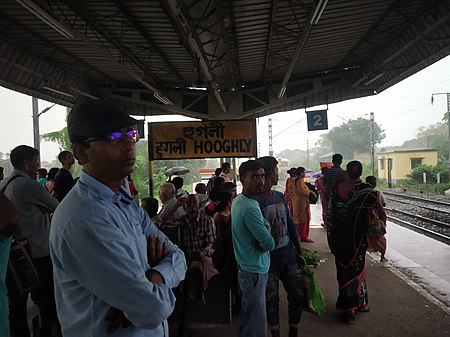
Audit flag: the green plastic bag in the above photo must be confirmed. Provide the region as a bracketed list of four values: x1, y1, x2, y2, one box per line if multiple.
[300, 256, 326, 316]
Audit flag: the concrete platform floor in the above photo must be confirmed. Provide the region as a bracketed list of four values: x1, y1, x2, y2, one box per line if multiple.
[189, 202, 450, 337]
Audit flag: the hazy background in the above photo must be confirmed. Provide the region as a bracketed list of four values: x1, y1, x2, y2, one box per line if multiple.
[0, 54, 449, 162]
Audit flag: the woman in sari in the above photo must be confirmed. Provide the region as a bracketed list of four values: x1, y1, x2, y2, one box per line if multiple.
[365, 176, 388, 262]
[290, 167, 315, 242]
[328, 161, 386, 322]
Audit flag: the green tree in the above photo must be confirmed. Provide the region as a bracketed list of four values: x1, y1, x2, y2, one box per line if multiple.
[319, 118, 385, 159]
[41, 123, 82, 177]
[131, 140, 151, 197]
[0, 152, 13, 177]
[406, 164, 449, 184]
[150, 158, 206, 196]
[415, 122, 449, 162]
[41, 108, 72, 151]
[275, 149, 308, 168]
[314, 136, 333, 153]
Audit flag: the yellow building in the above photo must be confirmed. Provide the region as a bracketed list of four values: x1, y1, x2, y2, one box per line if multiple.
[377, 149, 438, 182]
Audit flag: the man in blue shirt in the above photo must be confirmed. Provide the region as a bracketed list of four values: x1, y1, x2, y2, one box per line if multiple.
[50, 100, 187, 337]
[232, 160, 275, 337]
[256, 156, 304, 337]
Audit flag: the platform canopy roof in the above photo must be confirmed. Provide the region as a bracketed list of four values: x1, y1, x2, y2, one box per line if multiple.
[1, 0, 449, 120]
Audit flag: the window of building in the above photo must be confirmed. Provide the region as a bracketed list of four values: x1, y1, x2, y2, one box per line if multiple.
[379, 159, 385, 170]
[410, 158, 423, 170]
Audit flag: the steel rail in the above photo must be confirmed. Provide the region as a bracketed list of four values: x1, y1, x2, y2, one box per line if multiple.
[387, 215, 450, 245]
[385, 207, 450, 228]
[385, 197, 450, 216]
[383, 191, 450, 207]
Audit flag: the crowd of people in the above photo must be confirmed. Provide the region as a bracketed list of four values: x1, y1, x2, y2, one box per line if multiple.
[0, 99, 388, 337]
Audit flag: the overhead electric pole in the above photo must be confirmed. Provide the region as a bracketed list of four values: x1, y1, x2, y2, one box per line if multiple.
[370, 112, 375, 175]
[307, 139, 310, 168]
[32, 97, 40, 157]
[32, 97, 56, 164]
[431, 93, 450, 169]
[269, 118, 273, 156]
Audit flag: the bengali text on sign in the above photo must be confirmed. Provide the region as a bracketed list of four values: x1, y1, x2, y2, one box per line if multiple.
[148, 120, 257, 160]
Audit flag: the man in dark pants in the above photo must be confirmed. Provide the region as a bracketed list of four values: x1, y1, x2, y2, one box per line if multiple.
[231, 160, 275, 337]
[0, 145, 59, 337]
[323, 153, 344, 250]
[323, 153, 344, 224]
[256, 156, 304, 337]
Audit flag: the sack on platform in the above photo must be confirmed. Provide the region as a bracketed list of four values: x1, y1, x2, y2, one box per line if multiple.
[368, 209, 386, 236]
[7, 237, 39, 296]
[299, 256, 326, 316]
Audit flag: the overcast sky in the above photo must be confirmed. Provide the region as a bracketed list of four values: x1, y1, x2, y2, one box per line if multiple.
[1, 55, 449, 162]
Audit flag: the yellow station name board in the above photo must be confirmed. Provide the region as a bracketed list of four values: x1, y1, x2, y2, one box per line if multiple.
[148, 120, 257, 160]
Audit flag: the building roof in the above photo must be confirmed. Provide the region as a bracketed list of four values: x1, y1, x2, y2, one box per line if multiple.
[378, 148, 438, 155]
[1, 0, 449, 119]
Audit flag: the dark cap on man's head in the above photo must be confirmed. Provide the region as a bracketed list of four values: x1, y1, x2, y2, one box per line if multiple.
[68, 100, 138, 143]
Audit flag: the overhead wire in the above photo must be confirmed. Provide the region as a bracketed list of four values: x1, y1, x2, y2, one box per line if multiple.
[273, 119, 304, 138]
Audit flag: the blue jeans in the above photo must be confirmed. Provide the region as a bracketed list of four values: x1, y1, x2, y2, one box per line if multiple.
[266, 262, 304, 330]
[238, 269, 268, 337]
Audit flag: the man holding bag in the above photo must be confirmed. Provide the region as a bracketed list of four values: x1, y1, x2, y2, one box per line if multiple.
[0, 145, 60, 337]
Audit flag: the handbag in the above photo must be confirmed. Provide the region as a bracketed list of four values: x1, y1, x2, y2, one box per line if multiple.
[368, 209, 386, 236]
[305, 182, 318, 204]
[7, 236, 39, 296]
[299, 256, 326, 316]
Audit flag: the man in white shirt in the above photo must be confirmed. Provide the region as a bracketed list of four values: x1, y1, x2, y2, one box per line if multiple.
[154, 182, 187, 225]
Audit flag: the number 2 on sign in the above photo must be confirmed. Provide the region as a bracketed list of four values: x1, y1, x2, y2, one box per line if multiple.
[313, 115, 322, 126]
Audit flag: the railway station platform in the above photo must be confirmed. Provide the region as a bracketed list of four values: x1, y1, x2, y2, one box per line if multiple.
[189, 202, 450, 337]
[25, 203, 450, 336]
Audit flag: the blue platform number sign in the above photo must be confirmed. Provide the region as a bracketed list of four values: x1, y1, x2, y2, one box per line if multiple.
[306, 109, 328, 131]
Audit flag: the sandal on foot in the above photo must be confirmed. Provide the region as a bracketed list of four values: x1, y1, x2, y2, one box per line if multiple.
[338, 311, 355, 322]
[357, 306, 371, 313]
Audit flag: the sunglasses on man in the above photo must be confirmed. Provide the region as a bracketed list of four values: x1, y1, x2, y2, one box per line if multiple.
[83, 128, 140, 144]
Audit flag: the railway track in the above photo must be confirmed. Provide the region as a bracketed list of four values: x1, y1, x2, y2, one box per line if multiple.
[385, 208, 450, 245]
[383, 190, 450, 207]
[383, 191, 450, 245]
